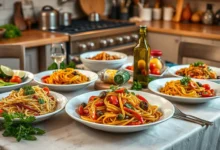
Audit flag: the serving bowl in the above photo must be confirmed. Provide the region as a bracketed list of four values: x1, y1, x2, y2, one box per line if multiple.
[148, 77, 220, 104]
[0, 70, 34, 93]
[80, 51, 127, 72]
[0, 91, 67, 122]
[65, 90, 174, 133]
[34, 69, 98, 92]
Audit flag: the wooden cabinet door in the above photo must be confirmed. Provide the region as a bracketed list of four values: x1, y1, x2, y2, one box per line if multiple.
[148, 32, 181, 63]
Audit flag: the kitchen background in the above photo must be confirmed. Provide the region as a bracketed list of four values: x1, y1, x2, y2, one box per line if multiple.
[0, 0, 219, 25]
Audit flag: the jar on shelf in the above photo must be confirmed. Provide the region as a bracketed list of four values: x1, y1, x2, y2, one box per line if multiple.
[149, 50, 165, 75]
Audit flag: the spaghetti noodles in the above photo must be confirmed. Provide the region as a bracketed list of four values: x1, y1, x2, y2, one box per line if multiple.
[77, 88, 162, 126]
[42, 68, 89, 84]
[0, 86, 57, 116]
[160, 77, 215, 97]
[175, 62, 217, 79]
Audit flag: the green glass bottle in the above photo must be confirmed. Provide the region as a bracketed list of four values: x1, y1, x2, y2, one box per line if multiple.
[133, 26, 151, 88]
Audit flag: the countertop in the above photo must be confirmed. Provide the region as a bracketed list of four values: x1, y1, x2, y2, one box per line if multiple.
[0, 30, 69, 48]
[136, 20, 220, 40]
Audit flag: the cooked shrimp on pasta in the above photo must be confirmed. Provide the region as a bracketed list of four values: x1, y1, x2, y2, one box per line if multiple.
[160, 77, 215, 98]
[175, 62, 217, 79]
[0, 86, 57, 117]
[77, 87, 162, 126]
[42, 68, 89, 84]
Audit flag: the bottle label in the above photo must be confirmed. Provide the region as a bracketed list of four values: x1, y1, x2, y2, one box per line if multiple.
[103, 69, 118, 84]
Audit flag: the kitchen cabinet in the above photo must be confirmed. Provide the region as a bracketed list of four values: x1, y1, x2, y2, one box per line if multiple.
[148, 32, 181, 63]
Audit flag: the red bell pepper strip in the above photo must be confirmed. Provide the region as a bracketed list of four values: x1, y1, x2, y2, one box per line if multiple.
[95, 102, 105, 107]
[123, 107, 144, 124]
[108, 95, 119, 106]
[136, 95, 148, 103]
[17, 104, 39, 113]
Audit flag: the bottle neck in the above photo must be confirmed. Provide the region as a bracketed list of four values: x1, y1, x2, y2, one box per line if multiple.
[138, 31, 147, 46]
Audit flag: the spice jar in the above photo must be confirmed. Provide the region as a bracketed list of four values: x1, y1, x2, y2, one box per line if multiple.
[98, 69, 130, 85]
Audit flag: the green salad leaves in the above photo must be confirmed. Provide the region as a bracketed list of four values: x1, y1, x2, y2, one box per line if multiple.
[48, 61, 76, 70]
[0, 24, 21, 39]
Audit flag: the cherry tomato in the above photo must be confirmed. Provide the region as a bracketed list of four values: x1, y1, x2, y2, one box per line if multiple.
[115, 88, 125, 93]
[78, 105, 84, 115]
[141, 69, 147, 76]
[126, 66, 134, 71]
[83, 109, 89, 114]
[0, 109, 3, 115]
[10, 76, 22, 83]
[150, 63, 156, 70]
[202, 84, 211, 90]
[89, 96, 97, 102]
[151, 68, 160, 75]
[108, 95, 119, 105]
[43, 87, 50, 94]
[201, 91, 213, 97]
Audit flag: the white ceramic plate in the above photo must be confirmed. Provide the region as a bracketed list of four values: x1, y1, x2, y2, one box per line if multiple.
[0, 91, 67, 122]
[65, 90, 174, 133]
[0, 70, 34, 93]
[169, 65, 220, 83]
[80, 51, 127, 72]
[34, 69, 98, 92]
[148, 77, 220, 104]
[121, 63, 168, 78]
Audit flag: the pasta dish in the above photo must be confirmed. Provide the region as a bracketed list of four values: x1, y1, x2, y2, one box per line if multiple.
[0, 86, 57, 116]
[160, 77, 215, 97]
[77, 87, 162, 125]
[87, 52, 121, 60]
[42, 68, 89, 84]
[175, 62, 217, 79]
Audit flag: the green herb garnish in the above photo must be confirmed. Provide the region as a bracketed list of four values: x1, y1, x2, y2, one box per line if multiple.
[180, 77, 191, 86]
[192, 61, 204, 67]
[48, 61, 76, 70]
[117, 114, 124, 120]
[38, 99, 45, 104]
[131, 81, 142, 90]
[124, 103, 134, 109]
[0, 113, 45, 142]
[22, 86, 35, 95]
[110, 85, 119, 92]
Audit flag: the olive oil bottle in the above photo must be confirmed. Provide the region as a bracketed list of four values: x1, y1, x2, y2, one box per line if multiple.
[133, 26, 151, 88]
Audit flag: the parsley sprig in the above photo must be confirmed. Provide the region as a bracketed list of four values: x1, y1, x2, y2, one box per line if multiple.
[180, 77, 191, 86]
[192, 61, 204, 67]
[0, 113, 45, 142]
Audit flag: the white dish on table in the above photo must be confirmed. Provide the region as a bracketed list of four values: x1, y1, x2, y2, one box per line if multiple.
[169, 65, 220, 83]
[34, 69, 98, 92]
[148, 77, 220, 104]
[65, 90, 174, 133]
[121, 62, 168, 77]
[0, 91, 67, 122]
[0, 70, 34, 93]
[80, 51, 127, 72]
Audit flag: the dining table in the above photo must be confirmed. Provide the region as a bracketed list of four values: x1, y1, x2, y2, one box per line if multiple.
[1, 57, 220, 150]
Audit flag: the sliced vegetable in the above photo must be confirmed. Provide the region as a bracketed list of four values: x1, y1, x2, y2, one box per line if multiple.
[10, 76, 22, 83]
[95, 102, 105, 107]
[124, 107, 144, 124]
[108, 95, 119, 106]
[13, 71, 26, 79]
[136, 95, 148, 103]
[128, 121, 141, 125]
[0, 65, 14, 77]
[115, 88, 125, 93]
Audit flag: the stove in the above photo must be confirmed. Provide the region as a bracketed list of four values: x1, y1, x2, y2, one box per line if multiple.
[52, 19, 139, 63]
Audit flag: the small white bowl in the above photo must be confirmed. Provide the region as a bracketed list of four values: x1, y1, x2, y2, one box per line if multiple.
[0, 70, 34, 93]
[65, 90, 174, 133]
[80, 51, 127, 72]
[148, 77, 220, 104]
[0, 91, 67, 123]
[34, 69, 98, 92]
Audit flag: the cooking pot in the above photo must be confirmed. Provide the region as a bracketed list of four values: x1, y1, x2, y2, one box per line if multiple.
[60, 12, 72, 26]
[39, 5, 59, 30]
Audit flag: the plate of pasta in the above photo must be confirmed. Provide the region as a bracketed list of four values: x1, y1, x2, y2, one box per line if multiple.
[0, 85, 67, 122]
[168, 62, 220, 83]
[65, 87, 174, 132]
[34, 68, 98, 91]
[148, 77, 220, 103]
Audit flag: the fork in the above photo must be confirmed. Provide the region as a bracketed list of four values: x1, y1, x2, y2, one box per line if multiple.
[174, 105, 213, 126]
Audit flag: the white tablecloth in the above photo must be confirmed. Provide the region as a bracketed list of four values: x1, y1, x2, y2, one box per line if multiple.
[1, 57, 220, 150]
